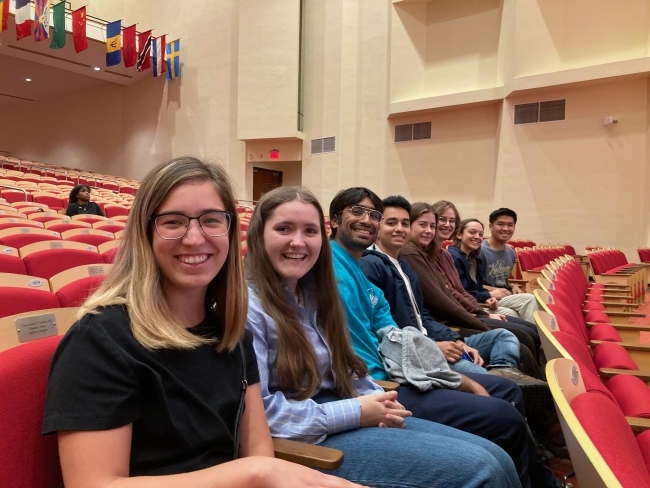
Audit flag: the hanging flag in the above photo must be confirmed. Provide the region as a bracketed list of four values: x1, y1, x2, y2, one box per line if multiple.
[34, 0, 50, 41]
[137, 30, 152, 71]
[166, 39, 181, 80]
[106, 20, 122, 67]
[50, 1, 65, 49]
[72, 7, 88, 53]
[1, 0, 9, 33]
[15, 0, 32, 40]
[122, 24, 137, 68]
[152, 35, 166, 77]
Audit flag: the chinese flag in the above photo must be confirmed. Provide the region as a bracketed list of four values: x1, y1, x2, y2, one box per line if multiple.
[123, 24, 137, 67]
[72, 7, 88, 53]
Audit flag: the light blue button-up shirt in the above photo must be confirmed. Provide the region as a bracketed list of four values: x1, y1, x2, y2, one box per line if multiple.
[246, 278, 383, 444]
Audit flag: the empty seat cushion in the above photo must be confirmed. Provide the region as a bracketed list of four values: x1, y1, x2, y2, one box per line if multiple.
[584, 310, 611, 323]
[606, 374, 650, 418]
[636, 430, 650, 476]
[55, 276, 105, 307]
[0, 287, 60, 318]
[23, 249, 105, 280]
[571, 392, 650, 487]
[584, 300, 606, 311]
[0, 254, 27, 274]
[581, 368, 620, 408]
[552, 330, 600, 377]
[592, 342, 638, 371]
[588, 323, 622, 342]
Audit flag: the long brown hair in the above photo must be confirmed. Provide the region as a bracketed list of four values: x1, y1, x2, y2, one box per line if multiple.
[409, 202, 439, 263]
[81, 157, 247, 352]
[246, 186, 368, 400]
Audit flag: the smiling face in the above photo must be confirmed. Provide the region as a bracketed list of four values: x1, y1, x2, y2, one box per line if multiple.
[377, 206, 410, 258]
[152, 180, 230, 302]
[489, 215, 516, 244]
[436, 206, 458, 241]
[263, 199, 322, 290]
[410, 211, 437, 248]
[458, 221, 484, 253]
[332, 196, 379, 258]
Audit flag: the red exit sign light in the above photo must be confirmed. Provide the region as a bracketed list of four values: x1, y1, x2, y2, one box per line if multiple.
[269, 149, 280, 160]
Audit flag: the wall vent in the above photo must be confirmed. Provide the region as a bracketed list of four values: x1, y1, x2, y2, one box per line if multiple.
[394, 122, 431, 143]
[310, 136, 336, 155]
[514, 99, 565, 125]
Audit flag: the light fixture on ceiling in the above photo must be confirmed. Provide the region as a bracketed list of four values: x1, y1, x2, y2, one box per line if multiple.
[94, 67, 100, 71]
[25, 78, 31, 82]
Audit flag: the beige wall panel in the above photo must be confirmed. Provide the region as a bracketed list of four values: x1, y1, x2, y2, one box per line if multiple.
[390, 2, 427, 102]
[385, 104, 499, 220]
[515, 0, 650, 77]
[301, 0, 389, 209]
[237, 0, 301, 140]
[495, 79, 648, 258]
[423, 0, 501, 96]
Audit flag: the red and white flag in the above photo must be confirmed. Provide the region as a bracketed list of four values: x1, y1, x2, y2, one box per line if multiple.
[15, 0, 32, 40]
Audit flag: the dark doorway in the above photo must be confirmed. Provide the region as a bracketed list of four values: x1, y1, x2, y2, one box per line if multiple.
[253, 167, 283, 201]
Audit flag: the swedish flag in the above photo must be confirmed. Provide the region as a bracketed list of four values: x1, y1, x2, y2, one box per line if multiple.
[166, 39, 181, 80]
[106, 21, 122, 67]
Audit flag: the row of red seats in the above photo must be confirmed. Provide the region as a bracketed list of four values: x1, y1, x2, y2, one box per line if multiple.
[517, 246, 576, 273]
[535, 261, 650, 485]
[638, 247, 650, 263]
[587, 249, 646, 304]
[0, 191, 131, 217]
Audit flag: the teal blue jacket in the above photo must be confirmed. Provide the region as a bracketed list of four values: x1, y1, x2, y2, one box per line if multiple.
[331, 241, 397, 380]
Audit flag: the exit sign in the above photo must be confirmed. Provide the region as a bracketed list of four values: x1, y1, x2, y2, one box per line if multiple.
[269, 149, 280, 160]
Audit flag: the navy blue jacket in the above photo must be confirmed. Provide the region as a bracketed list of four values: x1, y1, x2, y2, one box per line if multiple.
[360, 246, 461, 342]
[447, 245, 492, 303]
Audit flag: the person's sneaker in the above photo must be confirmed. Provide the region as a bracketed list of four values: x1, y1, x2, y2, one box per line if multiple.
[488, 367, 554, 417]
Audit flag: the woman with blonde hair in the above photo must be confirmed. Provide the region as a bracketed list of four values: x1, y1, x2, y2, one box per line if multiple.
[43, 157, 360, 488]
[245, 185, 522, 488]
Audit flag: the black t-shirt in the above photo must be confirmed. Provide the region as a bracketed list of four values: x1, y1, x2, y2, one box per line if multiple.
[42, 305, 259, 476]
[65, 201, 105, 217]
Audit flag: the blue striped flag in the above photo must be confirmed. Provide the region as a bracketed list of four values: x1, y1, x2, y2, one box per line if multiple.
[106, 21, 122, 67]
[152, 35, 166, 77]
[166, 39, 181, 80]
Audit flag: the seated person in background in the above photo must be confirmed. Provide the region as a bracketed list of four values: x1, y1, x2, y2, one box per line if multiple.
[65, 184, 105, 217]
[245, 185, 520, 488]
[328, 186, 550, 488]
[361, 195, 520, 377]
[480, 207, 540, 324]
[42, 158, 354, 488]
[449, 218, 528, 317]
[400, 202, 543, 379]
[432, 201, 540, 359]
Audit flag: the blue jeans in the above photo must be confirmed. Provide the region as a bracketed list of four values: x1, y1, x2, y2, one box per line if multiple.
[451, 328, 519, 374]
[319, 416, 521, 488]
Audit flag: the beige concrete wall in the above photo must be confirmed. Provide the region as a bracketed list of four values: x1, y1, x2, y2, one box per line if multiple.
[237, 0, 301, 140]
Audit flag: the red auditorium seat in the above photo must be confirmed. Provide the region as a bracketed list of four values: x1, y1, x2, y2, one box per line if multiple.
[0, 336, 64, 488]
[0, 217, 42, 231]
[61, 228, 114, 247]
[0, 228, 61, 249]
[0, 247, 26, 274]
[0, 287, 60, 318]
[93, 222, 126, 234]
[98, 240, 120, 263]
[28, 212, 66, 224]
[104, 205, 130, 218]
[70, 214, 107, 225]
[53, 276, 105, 307]
[0, 190, 32, 203]
[44, 218, 92, 234]
[32, 193, 66, 212]
[20, 241, 104, 279]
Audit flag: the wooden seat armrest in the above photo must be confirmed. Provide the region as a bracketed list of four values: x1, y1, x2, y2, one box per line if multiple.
[376, 380, 400, 392]
[590, 284, 631, 290]
[584, 310, 646, 318]
[627, 417, 650, 434]
[590, 341, 650, 353]
[509, 279, 528, 286]
[272, 438, 344, 470]
[586, 322, 650, 333]
[599, 368, 650, 382]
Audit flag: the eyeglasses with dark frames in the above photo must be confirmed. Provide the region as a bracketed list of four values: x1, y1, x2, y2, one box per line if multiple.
[152, 210, 233, 240]
[348, 205, 383, 223]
